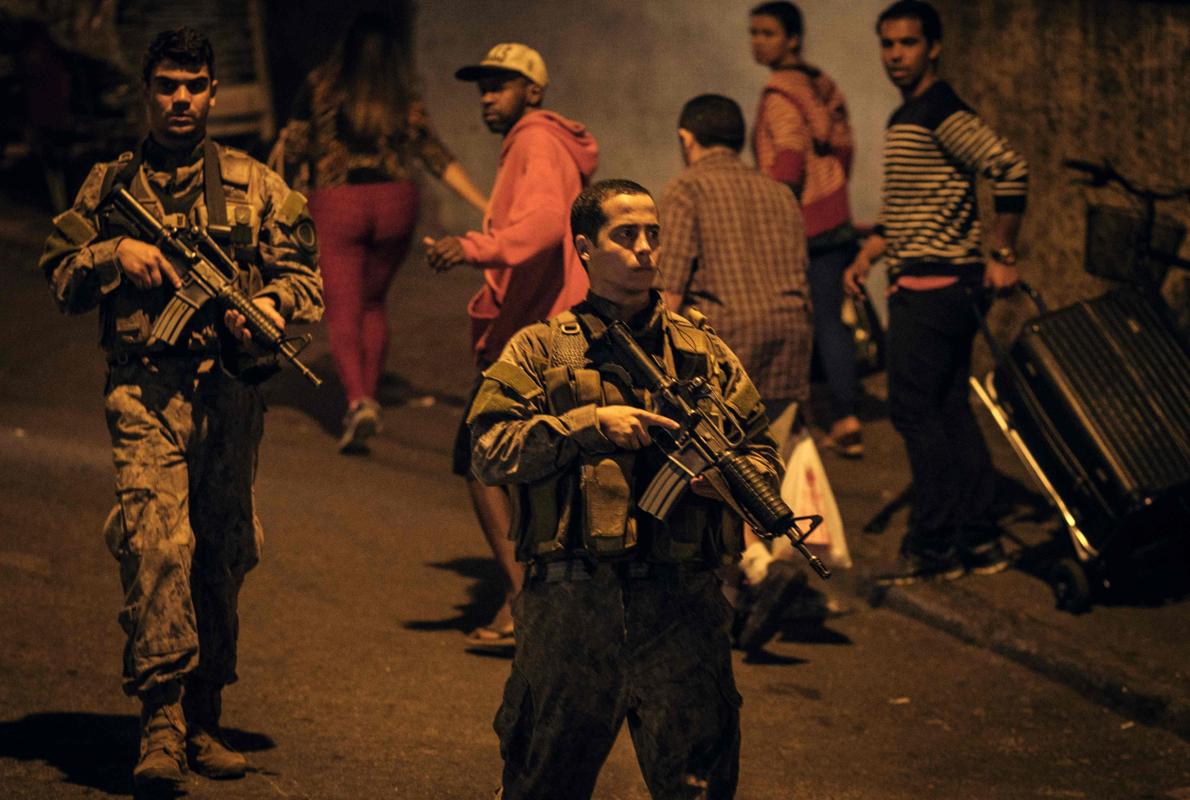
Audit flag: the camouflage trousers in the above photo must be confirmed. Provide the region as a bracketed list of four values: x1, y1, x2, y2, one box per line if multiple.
[103, 357, 264, 697]
[496, 565, 741, 799]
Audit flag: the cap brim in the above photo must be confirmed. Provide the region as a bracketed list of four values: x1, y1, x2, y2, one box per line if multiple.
[455, 64, 523, 82]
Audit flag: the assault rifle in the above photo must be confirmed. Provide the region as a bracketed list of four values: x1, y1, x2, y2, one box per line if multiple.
[104, 186, 321, 386]
[602, 320, 830, 579]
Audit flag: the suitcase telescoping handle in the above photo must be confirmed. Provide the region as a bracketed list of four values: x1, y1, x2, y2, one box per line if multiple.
[968, 281, 1047, 368]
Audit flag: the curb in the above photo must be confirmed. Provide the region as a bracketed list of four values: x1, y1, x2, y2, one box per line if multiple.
[872, 579, 1190, 742]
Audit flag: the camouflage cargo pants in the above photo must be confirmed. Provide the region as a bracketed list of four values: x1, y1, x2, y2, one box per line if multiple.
[495, 565, 741, 799]
[103, 358, 264, 696]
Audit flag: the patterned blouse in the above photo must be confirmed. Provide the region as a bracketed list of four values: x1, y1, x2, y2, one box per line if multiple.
[278, 68, 455, 193]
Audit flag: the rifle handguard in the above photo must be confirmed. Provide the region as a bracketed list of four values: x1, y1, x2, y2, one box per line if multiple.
[719, 453, 831, 579]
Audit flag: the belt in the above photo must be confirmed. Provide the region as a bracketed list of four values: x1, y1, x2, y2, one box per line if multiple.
[107, 349, 217, 367]
[528, 559, 713, 584]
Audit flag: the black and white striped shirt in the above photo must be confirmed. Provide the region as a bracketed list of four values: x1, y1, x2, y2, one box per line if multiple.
[875, 81, 1028, 279]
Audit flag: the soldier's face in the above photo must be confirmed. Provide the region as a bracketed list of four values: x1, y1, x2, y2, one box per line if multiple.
[577, 193, 661, 305]
[145, 60, 217, 146]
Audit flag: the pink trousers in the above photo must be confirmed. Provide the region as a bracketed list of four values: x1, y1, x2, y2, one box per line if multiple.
[307, 181, 419, 407]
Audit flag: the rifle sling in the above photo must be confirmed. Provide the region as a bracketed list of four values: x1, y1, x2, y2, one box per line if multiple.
[100, 138, 228, 235]
[202, 137, 229, 233]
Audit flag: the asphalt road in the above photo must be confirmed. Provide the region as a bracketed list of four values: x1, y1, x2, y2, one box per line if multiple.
[2, 227, 1188, 799]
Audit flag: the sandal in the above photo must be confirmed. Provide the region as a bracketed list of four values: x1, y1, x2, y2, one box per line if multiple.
[464, 623, 515, 650]
[822, 429, 864, 458]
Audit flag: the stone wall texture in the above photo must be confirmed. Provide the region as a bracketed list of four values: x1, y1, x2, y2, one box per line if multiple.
[933, 0, 1190, 334]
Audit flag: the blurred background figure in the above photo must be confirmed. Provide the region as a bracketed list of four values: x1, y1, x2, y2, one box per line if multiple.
[275, 11, 487, 454]
[749, 1, 863, 458]
[845, 0, 1025, 585]
[659, 93, 815, 653]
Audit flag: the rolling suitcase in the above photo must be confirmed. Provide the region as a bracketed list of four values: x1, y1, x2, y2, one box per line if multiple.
[970, 285, 1190, 609]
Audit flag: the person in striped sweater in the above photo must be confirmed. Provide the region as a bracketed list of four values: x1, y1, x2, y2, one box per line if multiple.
[750, 1, 864, 457]
[844, 0, 1027, 585]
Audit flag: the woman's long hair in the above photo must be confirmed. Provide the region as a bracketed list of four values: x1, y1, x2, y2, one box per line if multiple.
[325, 12, 413, 144]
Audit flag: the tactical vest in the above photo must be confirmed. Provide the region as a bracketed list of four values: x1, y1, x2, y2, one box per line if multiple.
[95, 140, 275, 355]
[500, 307, 752, 566]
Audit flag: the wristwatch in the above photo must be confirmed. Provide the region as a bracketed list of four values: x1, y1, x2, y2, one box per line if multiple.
[990, 246, 1018, 265]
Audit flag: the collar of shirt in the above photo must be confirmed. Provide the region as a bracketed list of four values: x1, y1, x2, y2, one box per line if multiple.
[142, 136, 205, 197]
[584, 290, 666, 336]
[691, 149, 743, 172]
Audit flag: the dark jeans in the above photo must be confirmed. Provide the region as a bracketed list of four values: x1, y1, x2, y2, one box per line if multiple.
[807, 242, 858, 422]
[886, 284, 995, 553]
[496, 567, 740, 799]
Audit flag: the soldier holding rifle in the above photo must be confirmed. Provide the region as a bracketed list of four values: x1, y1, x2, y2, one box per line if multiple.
[38, 28, 322, 789]
[469, 179, 823, 799]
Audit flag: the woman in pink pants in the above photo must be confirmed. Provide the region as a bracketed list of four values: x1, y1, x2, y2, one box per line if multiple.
[277, 12, 486, 452]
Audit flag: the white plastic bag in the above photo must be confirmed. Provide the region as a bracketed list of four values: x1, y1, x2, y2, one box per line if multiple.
[775, 434, 852, 568]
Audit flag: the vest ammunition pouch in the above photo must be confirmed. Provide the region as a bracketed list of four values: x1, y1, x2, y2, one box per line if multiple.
[504, 309, 750, 566]
[96, 144, 265, 361]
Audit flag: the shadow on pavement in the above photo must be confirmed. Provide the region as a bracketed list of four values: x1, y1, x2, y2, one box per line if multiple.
[742, 650, 808, 666]
[403, 556, 506, 635]
[265, 360, 466, 437]
[0, 712, 274, 797]
[1015, 530, 1190, 611]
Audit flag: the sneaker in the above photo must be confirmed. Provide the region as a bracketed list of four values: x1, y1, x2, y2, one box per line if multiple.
[735, 561, 808, 652]
[339, 398, 381, 454]
[962, 538, 1011, 576]
[874, 545, 965, 586]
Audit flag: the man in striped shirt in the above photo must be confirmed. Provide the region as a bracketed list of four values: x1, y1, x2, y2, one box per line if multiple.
[844, 0, 1027, 584]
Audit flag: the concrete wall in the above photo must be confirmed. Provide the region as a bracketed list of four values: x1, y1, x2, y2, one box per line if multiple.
[933, 0, 1190, 331]
[413, 0, 900, 234]
[413, 0, 1189, 333]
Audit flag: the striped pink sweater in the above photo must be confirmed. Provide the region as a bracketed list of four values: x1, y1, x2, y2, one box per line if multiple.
[753, 65, 853, 240]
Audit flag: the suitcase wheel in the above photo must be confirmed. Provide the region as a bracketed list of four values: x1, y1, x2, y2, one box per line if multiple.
[1050, 558, 1092, 613]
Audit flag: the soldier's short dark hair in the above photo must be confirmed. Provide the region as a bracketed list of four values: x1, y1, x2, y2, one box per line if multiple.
[877, 0, 942, 44]
[571, 179, 653, 244]
[679, 94, 745, 153]
[142, 27, 216, 85]
[750, 1, 803, 38]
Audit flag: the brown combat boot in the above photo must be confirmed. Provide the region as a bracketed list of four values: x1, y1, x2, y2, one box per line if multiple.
[133, 681, 187, 788]
[182, 679, 248, 779]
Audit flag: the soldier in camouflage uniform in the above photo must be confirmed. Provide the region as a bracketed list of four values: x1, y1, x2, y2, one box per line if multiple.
[38, 28, 322, 789]
[469, 179, 782, 799]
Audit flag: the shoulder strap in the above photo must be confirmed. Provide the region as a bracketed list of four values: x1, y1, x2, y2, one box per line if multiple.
[665, 311, 713, 355]
[203, 137, 229, 232]
[682, 306, 710, 330]
[548, 311, 590, 368]
[99, 148, 142, 201]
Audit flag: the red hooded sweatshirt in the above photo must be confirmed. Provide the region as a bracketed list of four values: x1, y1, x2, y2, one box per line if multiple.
[459, 110, 599, 367]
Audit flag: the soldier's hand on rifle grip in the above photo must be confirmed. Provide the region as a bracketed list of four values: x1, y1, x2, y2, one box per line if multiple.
[115, 238, 182, 291]
[596, 406, 679, 450]
[224, 296, 284, 343]
[689, 474, 726, 501]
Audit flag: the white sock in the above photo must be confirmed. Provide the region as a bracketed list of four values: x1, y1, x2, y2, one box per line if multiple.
[740, 542, 774, 585]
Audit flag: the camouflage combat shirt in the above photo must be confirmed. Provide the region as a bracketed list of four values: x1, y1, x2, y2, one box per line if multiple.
[39, 135, 324, 355]
[468, 292, 782, 565]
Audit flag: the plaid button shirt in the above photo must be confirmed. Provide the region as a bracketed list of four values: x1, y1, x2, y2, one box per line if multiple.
[658, 150, 812, 404]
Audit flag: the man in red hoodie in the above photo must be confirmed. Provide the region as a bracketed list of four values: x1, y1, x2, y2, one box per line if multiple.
[424, 42, 599, 648]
